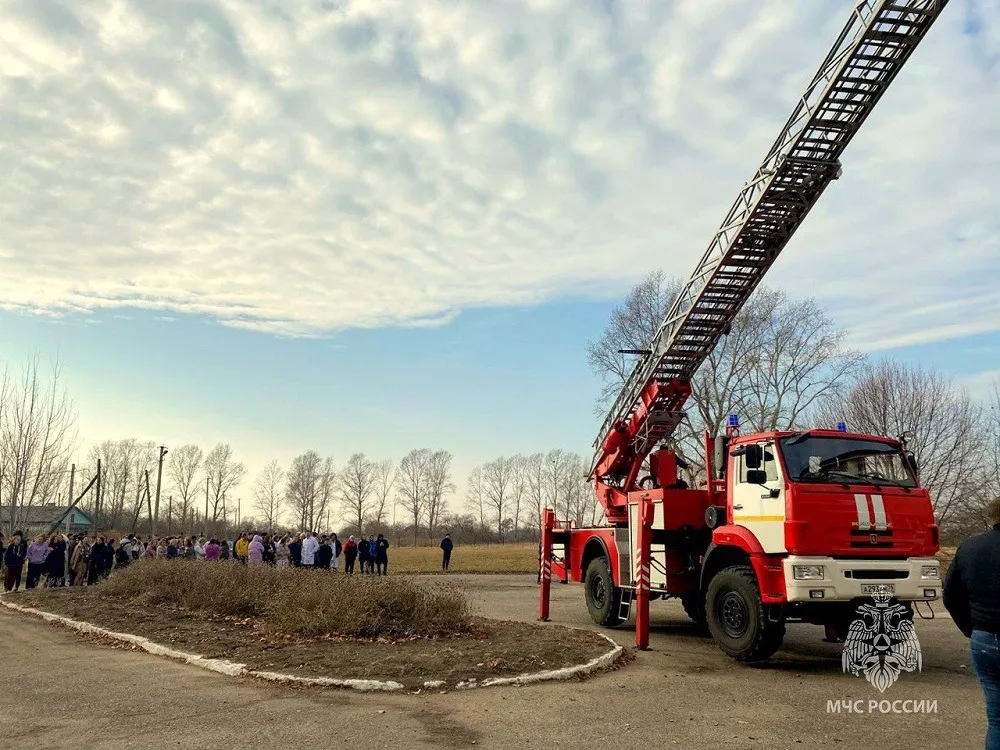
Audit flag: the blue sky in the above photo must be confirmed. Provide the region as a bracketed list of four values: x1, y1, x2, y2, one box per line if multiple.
[1, 0, 998, 505]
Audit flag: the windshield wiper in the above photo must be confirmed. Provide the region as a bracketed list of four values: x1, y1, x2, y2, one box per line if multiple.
[855, 471, 912, 492]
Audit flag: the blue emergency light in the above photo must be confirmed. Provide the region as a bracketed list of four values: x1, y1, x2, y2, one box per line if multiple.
[728, 414, 740, 428]
[836, 421, 848, 432]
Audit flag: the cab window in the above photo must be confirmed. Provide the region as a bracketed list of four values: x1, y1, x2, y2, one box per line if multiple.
[737, 444, 779, 484]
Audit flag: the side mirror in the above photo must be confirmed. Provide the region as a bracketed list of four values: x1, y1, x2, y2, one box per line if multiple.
[744, 444, 763, 469]
[746, 469, 768, 485]
[907, 451, 919, 480]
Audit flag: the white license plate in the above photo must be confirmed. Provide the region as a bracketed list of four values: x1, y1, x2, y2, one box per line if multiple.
[861, 583, 895, 595]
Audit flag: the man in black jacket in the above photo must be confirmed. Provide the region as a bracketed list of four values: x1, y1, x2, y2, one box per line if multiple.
[944, 497, 1000, 750]
[440, 534, 453, 572]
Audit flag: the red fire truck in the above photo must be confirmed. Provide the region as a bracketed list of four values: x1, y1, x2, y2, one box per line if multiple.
[538, 0, 950, 661]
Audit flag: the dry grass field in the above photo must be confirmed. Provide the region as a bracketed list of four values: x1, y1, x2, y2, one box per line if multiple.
[387, 543, 537, 574]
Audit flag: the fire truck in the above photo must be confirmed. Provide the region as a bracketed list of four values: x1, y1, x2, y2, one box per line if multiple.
[538, 0, 949, 661]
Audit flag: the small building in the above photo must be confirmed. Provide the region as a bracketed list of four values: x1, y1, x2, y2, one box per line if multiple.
[2, 504, 95, 537]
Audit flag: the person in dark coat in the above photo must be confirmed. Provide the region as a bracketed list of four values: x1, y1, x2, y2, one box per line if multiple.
[374, 534, 389, 576]
[343, 535, 358, 575]
[315, 536, 333, 570]
[440, 534, 454, 572]
[88, 537, 108, 585]
[289, 535, 303, 567]
[3, 532, 27, 592]
[944, 497, 1000, 750]
[46, 533, 68, 587]
[357, 536, 370, 574]
[262, 534, 276, 565]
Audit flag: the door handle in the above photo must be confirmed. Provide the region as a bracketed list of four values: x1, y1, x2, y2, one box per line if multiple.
[733, 504, 743, 511]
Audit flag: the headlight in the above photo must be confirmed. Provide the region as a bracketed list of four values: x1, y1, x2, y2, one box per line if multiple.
[921, 565, 940, 580]
[793, 564, 825, 580]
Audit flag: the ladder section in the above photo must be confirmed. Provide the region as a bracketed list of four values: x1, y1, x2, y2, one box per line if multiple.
[591, 0, 949, 482]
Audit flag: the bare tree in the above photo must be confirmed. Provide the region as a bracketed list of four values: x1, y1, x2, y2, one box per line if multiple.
[524, 453, 548, 536]
[167, 444, 203, 533]
[815, 360, 984, 531]
[397, 448, 431, 545]
[424, 450, 454, 541]
[482, 456, 513, 542]
[587, 271, 682, 413]
[371, 458, 396, 527]
[340, 453, 376, 531]
[509, 454, 528, 539]
[253, 459, 284, 531]
[318, 456, 336, 529]
[204, 443, 245, 528]
[286, 450, 323, 530]
[588, 278, 861, 481]
[465, 465, 487, 532]
[0, 357, 78, 534]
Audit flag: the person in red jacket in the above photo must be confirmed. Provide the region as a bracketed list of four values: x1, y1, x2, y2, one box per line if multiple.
[343, 535, 358, 575]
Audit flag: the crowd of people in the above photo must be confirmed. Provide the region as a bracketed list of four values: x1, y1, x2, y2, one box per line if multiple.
[0, 528, 427, 593]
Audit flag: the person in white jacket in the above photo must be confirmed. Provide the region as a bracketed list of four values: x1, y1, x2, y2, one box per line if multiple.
[300, 531, 319, 567]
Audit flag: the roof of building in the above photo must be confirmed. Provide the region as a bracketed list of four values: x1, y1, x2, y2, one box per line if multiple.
[1, 504, 94, 526]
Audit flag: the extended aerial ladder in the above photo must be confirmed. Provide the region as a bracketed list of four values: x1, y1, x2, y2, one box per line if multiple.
[540, 0, 950, 649]
[590, 0, 949, 520]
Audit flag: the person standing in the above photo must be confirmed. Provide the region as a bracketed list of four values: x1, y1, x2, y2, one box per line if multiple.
[46, 533, 68, 587]
[343, 535, 358, 575]
[70, 537, 90, 586]
[366, 535, 377, 574]
[300, 531, 319, 568]
[248, 535, 264, 564]
[204, 539, 221, 561]
[440, 534, 454, 572]
[289, 534, 303, 567]
[25, 535, 50, 589]
[3, 532, 27, 592]
[944, 497, 1000, 750]
[315, 536, 333, 570]
[234, 533, 249, 564]
[374, 534, 389, 576]
[358, 534, 374, 573]
[330, 533, 342, 572]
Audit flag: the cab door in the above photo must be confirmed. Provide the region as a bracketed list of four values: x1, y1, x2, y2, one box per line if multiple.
[731, 441, 786, 554]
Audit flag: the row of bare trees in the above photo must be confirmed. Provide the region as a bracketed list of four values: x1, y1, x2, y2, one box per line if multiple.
[249, 449, 456, 545]
[589, 272, 1000, 542]
[463, 452, 600, 543]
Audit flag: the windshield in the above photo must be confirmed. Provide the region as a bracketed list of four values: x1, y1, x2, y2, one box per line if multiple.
[778, 435, 917, 488]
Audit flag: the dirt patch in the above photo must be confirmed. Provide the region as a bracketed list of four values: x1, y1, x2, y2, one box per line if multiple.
[8, 589, 615, 689]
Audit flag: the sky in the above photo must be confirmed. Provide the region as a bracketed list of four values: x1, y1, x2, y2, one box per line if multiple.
[1, 0, 998, 513]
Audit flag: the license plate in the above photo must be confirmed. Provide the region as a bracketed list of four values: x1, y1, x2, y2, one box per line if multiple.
[861, 583, 895, 595]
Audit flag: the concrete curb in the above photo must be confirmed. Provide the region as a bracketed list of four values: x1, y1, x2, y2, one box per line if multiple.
[0, 595, 623, 692]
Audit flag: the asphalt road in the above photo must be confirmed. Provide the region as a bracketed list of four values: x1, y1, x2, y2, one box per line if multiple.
[0, 575, 987, 749]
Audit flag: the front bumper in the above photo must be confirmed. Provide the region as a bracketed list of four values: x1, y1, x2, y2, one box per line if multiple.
[782, 556, 942, 603]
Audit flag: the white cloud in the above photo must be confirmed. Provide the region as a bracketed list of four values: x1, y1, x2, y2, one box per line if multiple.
[0, 0, 997, 349]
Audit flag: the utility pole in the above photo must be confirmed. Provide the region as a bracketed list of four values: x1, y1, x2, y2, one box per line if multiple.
[204, 476, 209, 537]
[95, 458, 102, 530]
[154, 445, 168, 533]
[68, 463, 75, 507]
[167, 494, 173, 534]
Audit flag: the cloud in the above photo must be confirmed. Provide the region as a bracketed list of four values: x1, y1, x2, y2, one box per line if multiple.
[0, 0, 997, 349]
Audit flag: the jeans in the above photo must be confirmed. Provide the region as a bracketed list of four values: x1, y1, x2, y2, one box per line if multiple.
[972, 630, 1000, 750]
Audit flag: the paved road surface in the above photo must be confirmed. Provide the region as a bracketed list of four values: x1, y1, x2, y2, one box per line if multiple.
[0, 575, 986, 749]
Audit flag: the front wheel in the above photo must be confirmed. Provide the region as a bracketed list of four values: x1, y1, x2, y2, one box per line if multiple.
[584, 557, 626, 627]
[705, 564, 785, 662]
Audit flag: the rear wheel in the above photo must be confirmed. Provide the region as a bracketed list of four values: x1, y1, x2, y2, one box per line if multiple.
[681, 593, 707, 628]
[585, 556, 626, 627]
[705, 564, 785, 662]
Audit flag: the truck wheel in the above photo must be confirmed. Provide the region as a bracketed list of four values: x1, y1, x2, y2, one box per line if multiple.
[681, 593, 707, 628]
[585, 556, 626, 628]
[705, 564, 785, 662]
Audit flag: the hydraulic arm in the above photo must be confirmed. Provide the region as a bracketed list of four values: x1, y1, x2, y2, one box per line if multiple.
[590, 0, 950, 523]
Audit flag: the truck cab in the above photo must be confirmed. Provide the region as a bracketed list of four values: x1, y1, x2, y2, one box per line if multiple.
[542, 424, 942, 663]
